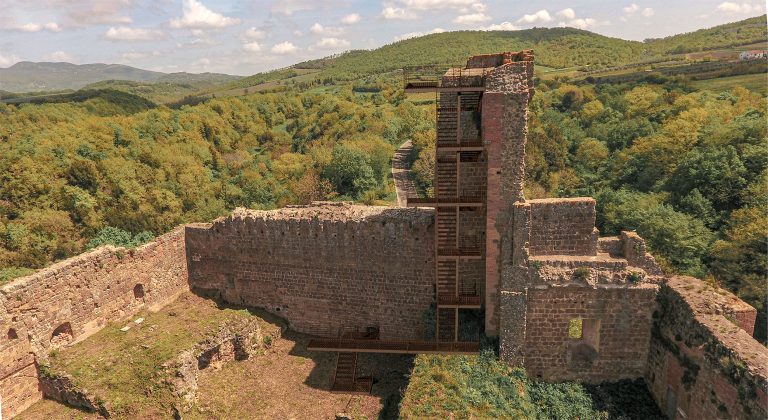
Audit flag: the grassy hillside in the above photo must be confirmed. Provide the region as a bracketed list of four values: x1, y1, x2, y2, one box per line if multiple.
[229, 15, 766, 89]
[232, 28, 645, 87]
[646, 15, 767, 54]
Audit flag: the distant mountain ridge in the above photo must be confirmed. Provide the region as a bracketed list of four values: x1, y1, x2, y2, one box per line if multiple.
[0, 61, 242, 92]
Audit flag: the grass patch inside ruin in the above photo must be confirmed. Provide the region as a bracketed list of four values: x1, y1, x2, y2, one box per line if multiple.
[47, 292, 256, 418]
[399, 351, 607, 419]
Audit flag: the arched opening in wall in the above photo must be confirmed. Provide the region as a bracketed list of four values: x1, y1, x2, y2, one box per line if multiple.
[133, 284, 145, 300]
[7, 328, 18, 340]
[51, 322, 74, 347]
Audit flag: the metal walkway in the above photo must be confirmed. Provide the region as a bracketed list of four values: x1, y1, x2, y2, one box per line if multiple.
[307, 338, 480, 354]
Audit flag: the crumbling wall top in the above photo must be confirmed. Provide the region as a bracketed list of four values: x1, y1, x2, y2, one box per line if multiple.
[221, 202, 434, 224]
[466, 50, 534, 69]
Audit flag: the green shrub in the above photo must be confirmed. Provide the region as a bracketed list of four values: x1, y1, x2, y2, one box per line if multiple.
[400, 351, 606, 419]
[573, 267, 592, 282]
[628, 271, 645, 283]
[86, 227, 154, 250]
[0, 267, 35, 284]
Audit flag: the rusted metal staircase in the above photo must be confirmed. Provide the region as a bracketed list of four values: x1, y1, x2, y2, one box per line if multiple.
[410, 86, 486, 342]
[330, 352, 373, 394]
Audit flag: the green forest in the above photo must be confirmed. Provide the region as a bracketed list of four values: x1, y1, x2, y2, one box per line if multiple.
[0, 86, 431, 276]
[0, 16, 766, 341]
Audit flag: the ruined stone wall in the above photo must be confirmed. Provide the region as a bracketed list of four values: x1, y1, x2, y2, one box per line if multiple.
[466, 52, 511, 68]
[646, 276, 768, 419]
[0, 226, 189, 418]
[527, 198, 598, 257]
[522, 284, 658, 382]
[185, 203, 435, 341]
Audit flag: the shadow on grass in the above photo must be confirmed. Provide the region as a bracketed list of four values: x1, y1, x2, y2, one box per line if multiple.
[585, 378, 666, 420]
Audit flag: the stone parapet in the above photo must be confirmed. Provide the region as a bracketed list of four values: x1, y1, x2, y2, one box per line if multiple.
[526, 198, 598, 257]
[646, 276, 767, 419]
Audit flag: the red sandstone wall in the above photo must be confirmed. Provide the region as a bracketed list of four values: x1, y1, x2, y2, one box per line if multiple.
[523, 285, 658, 382]
[185, 204, 435, 341]
[646, 276, 768, 419]
[0, 227, 189, 418]
[527, 198, 598, 256]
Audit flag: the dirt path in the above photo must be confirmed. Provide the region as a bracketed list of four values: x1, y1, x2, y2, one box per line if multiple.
[392, 140, 417, 207]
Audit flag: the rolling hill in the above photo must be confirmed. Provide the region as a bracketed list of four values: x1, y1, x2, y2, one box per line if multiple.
[0, 61, 241, 92]
[228, 15, 767, 88]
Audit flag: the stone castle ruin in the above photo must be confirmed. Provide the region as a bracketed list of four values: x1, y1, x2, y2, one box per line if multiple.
[2, 51, 767, 419]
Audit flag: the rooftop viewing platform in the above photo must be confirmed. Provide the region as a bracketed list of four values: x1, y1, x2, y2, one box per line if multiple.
[403, 66, 489, 92]
[403, 51, 534, 92]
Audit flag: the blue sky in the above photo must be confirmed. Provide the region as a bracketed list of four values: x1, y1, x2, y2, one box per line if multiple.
[0, 0, 764, 75]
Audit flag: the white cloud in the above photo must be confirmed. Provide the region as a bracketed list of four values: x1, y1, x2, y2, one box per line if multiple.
[310, 23, 344, 36]
[243, 27, 267, 39]
[557, 8, 576, 20]
[0, 51, 19, 67]
[716, 2, 764, 14]
[48, 51, 74, 62]
[641, 7, 655, 17]
[393, 28, 445, 42]
[395, 0, 475, 10]
[316, 37, 350, 49]
[120, 51, 159, 61]
[517, 9, 552, 24]
[561, 18, 598, 29]
[14, 22, 62, 32]
[623, 4, 640, 14]
[341, 13, 361, 24]
[454, 13, 490, 24]
[293, 30, 303, 36]
[170, 0, 240, 29]
[271, 0, 315, 15]
[381, 6, 416, 19]
[243, 42, 262, 52]
[65, 0, 133, 26]
[382, 0, 481, 19]
[105, 26, 164, 41]
[483, 21, 519, 31]
[271, 41, 298, 54]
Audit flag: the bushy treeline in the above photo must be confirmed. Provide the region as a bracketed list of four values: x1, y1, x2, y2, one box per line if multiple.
[399, 351, 608, 419]
[0, 87, 432, 274]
